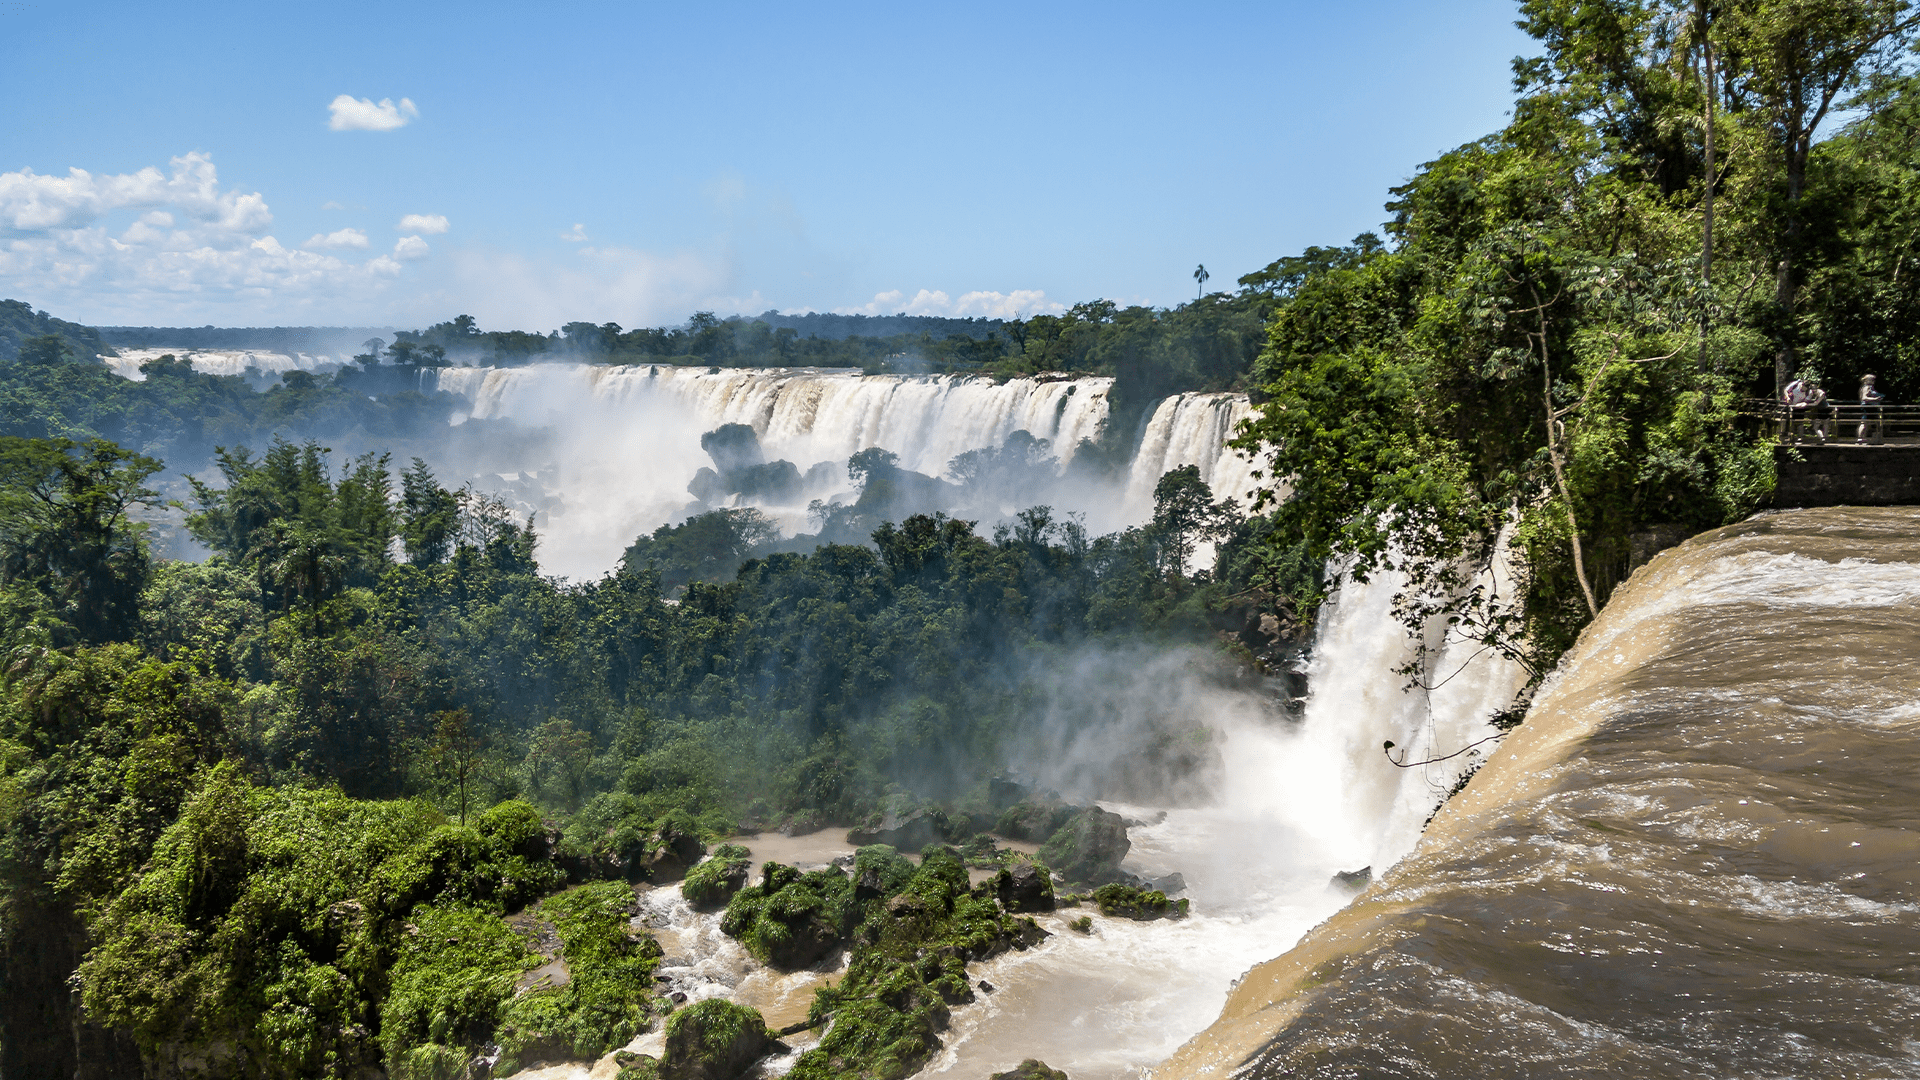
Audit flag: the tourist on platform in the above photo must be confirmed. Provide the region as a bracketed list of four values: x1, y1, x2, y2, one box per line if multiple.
[1805, 380, 1831, 442]
[1858, 374, 1886, 444]
[1782, 376, 1811, 441]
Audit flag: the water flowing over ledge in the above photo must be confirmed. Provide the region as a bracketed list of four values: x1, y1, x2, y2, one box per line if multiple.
[423, 365, 1262, 578]
[1160, 506, 1920, 1079]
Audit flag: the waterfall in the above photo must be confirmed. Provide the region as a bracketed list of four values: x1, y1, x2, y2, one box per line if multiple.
[104, 347, 344, 381]
[415, 364, 1264, 579]
[499, 567, 1524, 1080]
[430, 365, 1114, 480]
[1121, 392, 1267, 518]
[1167, 506, 1920, 1078]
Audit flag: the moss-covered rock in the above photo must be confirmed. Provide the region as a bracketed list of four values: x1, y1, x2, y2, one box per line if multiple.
[786, 847, 1049, 1080]
[1090, 882, 1187, 920]
[682, 844, 752, 910]
[992, 799, 1079, 842]
[992, 861, 1054, 913]
[720, 862, 853, 968]
[1035, 808, 1130, 887]
[659, 998, 770, 1080]
[852, 844, 915, 902]
[640, 810, 709, 883]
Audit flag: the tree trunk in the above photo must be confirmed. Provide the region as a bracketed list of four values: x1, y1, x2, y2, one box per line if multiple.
[1700, 1, 1716, 373]
[1775, 95, 1810, 395]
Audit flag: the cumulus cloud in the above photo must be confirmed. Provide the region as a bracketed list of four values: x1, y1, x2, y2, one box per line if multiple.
[398, 213, 448, 235]
[0, 153, 416, 324]
[559, 223, 588, 242]
[327, 95, 419, 132]
[304, 227, 369, 250]
[0, 152, 271, 237]
[393, 235, 431, 261]
[834, 287, 1063, 319]
[320, 200, 348, 211]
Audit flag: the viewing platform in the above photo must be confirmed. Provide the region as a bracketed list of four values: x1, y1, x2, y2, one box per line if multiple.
[1747, 399, 1920, 507]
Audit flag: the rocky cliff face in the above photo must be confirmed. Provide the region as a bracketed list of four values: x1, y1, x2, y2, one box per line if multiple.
[2, 900, 141, 1080]
[1161, 507, 1920, 1078]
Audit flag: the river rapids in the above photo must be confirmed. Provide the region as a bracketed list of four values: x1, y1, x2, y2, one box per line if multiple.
[1166, 505, 1920, 1078]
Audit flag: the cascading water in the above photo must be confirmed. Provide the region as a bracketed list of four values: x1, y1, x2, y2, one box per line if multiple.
[1164, 506, 1920, 1079]
[417, 364, 1264, 579]
[103, 355, 1266, 579]
[104, 346, 344, 381]
[910, 565, 1525, 1078]
[510, 567, 1525, 1080]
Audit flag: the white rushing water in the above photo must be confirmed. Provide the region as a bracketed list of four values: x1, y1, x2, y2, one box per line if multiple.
[918, 565, 1527, 1078]
[103, 356, 1265, 579]
[507, 566, 1527, 1080]
[420, 365, 1265, 579]
[105, 347, 346, 381]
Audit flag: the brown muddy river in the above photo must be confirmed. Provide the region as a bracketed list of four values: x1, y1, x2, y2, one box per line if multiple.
[1165, 506, 1920, 1078]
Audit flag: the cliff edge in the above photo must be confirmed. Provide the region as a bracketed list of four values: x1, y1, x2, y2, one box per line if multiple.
[1159, 506, 1920, 1078]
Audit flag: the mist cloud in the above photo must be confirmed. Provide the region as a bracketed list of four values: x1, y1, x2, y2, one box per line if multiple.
[439, 243, 734, 329]
[835, 287, 1064, 319]
[328, 95, 420, 131]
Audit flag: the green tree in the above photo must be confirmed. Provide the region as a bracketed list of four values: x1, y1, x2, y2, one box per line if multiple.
[0, 437, 162, 645]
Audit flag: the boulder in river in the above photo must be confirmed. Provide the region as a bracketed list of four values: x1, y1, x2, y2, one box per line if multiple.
[1036, 807, 1131, 887]
[682, 844, 753, 909]
[847, 804, 952, 849]
[995, 798, 1081, 842]
[1092, 882, 1189, 920]
[658, 997, 771, 1080]
[1330, 865, 1372, 892]
[994, 861, 1056, 913]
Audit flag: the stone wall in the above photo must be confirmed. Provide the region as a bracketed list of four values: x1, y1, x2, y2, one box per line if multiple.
[1773, 444, 1920, 507]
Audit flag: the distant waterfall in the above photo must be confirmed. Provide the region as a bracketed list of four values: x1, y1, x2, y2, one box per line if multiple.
[412, 364, 1267, 576]
[429, 366, 1115, 481]
[106, 355, 1271, 578]
[1122, 392, 1266, 517]
[105, 347, 345, 381]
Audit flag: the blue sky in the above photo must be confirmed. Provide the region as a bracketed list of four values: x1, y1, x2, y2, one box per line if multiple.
[1, 0, 1532, 331]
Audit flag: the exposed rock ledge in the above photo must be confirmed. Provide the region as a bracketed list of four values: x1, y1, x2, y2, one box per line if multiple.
[1159, 507, 1920, 1079]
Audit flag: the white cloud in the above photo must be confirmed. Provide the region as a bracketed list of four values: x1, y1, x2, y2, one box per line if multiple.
[0, 153, 417, 324]
[327, 95, 419, 132]
[398, 213, 448, 235]
[560, 223, 588, 242]
[304, 227, 369, 250]
[833, 287, 1063, 319]
[393, 235, 431, 261]
[0, 152, 271, 237]
[320, 200, 347, 211]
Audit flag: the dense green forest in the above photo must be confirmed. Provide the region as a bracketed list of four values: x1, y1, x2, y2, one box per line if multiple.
[9, 1, 1920, 1076]
[0, 332, 1300, 1077]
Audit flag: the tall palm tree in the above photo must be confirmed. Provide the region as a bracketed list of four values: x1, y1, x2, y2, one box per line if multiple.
[1193, 264, 1210, 299]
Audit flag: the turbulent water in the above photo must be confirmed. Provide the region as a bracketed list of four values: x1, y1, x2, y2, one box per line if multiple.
[1165, 506, 1920, 1078]
[422, 365, 1262, 579]
[506, 563, 1524, 1080]
[105, 347, 345, 381]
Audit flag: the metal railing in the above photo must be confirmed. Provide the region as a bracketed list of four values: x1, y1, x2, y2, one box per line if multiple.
[1743, 399, 1920, 444]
